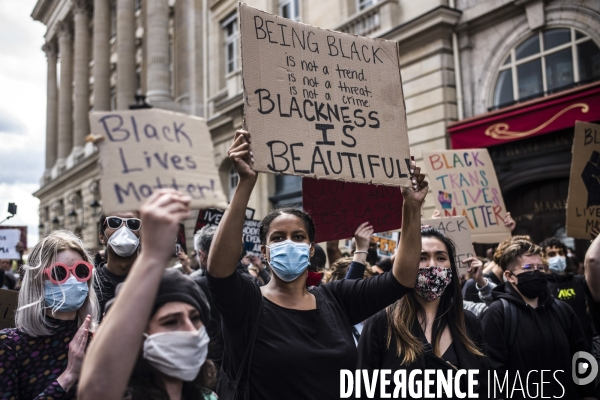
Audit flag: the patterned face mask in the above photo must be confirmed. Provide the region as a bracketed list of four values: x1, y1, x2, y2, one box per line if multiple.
[414, 265, 452, 301]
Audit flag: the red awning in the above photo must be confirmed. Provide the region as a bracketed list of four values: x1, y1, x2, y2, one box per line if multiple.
[448, 81, 600, 149]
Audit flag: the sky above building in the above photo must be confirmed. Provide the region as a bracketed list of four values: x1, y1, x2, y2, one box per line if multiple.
[0, 0, 47, 247]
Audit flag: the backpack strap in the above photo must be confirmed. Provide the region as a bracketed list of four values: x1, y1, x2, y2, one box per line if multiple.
[551, 300, 571, 334]
[501, 298, 518, 347]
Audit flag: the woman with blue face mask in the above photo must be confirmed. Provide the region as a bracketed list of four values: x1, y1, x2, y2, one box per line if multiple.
[0, 230, 100, 399]
[205, 130, 429, 399]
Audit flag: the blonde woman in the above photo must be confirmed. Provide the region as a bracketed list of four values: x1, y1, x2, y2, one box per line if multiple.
[0, 230, 99, 399]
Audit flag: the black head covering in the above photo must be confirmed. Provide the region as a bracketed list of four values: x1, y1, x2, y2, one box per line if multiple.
[105, 269, 210, 324]
[152, 269, 210, 323]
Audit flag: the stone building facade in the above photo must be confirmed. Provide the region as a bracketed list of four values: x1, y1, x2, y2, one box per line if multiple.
[31, 0, 599, 254]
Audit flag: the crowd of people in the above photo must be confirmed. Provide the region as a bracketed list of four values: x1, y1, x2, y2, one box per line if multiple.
[0, 129, 598, 399]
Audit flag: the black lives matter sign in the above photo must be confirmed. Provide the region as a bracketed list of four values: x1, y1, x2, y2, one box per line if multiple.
[240, 3, 410, 186]
[89, 109, 228, 213]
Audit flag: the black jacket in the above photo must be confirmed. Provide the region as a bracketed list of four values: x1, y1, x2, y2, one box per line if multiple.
[547, 273, 593, 344]
[358, 307, 490, 398]
[481, 282, 595, 399]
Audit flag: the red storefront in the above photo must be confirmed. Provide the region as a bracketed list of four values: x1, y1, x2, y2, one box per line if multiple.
[447, 81, 600, 260]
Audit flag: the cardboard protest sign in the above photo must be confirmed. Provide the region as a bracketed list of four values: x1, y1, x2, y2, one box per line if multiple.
[422, 149, 510, 243]
[0, 229, 22, 260]
[567, 121, 600, 238]
[422, 216, 474, 276]
[372, 231, 399, 258]
[0, 289, 18, 330]
[89, 109, 228, 213]
[240, 3, 410, 186]
[0, 226, 27, 249]
[195, 208, 262, 257]
[302, 177, 403, 243]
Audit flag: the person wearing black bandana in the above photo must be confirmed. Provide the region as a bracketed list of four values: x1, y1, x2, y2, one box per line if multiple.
[481, 238, 596, 399]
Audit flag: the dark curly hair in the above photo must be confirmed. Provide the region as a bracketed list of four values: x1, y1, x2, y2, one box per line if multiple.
[539, 237, 567, 255]
[259, 207, 316, 245]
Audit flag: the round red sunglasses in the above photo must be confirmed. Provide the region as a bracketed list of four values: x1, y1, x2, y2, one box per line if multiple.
[44, 261, 93, 285]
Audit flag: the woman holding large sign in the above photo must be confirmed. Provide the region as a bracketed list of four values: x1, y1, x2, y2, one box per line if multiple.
[206, 129, 428, 399]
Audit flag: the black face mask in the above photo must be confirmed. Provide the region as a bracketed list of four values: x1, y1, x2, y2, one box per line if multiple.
[513, 270, 547, 299]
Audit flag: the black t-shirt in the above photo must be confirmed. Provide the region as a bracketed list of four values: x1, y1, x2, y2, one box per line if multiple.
[207, 270, 411, 400]
[547, 273, 593, 343]
[94, 262, 127, 318]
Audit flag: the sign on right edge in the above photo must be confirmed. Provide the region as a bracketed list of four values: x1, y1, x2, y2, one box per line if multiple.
[567, 121, 600, 239]
[422, 149, 510, 243]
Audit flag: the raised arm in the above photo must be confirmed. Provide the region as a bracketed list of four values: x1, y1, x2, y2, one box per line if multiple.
[208, 130, 258, 278]
[78, 190, 191, 400]
[392, 161, 428, 287]
[585, 232, 600, 302]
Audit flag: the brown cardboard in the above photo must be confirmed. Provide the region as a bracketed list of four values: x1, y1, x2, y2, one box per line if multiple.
[89, 109, 229, 213]
[422, 216, 474, 277]
[239, 3, 410, 187]
[0, 289, 18, 330]
[567, 121, 600, 239]
[422, 149, 511, 243]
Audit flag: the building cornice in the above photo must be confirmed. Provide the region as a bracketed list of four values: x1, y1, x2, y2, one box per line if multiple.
[31, 0, 51, 22]
[379, 6, 461, 44]
[33, 153, 99, 199]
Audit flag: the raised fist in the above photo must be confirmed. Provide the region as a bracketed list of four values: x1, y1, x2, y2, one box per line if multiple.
[582, 151, 600, 207]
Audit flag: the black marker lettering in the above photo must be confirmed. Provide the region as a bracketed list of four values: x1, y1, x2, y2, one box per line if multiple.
[315, 124, 335, 146]
[367, 155, 380, 178]
[290, 142, 309, 173]
[266, 140, 290, 172]
[341, 125, 356, 148]
[254, 16, 266, 39]
[255, 89, 275, 114]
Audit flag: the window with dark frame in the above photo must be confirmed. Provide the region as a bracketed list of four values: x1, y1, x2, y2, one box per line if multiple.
[492, 28, 600, 110]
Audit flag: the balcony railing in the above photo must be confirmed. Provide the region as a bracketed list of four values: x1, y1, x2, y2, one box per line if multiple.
[336, 0, 398, 37]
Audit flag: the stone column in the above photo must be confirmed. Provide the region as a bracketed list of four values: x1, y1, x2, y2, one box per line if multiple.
[43, 41, 58, 173]
[73, 0, 92, 151]
[146, 0, 171, 103]
[93, 0, 111, 110]
[174, 0, 189, 104]
[116, 0, 136, 110]
[57, 22, 74, 163]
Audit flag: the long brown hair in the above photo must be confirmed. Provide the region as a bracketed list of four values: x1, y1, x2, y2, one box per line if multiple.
[385, 226, 483, 365]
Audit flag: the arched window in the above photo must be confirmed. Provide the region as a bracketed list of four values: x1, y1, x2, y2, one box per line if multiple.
[492, 28, 600, 109]
[228, 166, 239, 201]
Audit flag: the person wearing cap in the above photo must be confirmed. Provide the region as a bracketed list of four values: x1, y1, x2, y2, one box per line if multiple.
[78, 190, 216, 400]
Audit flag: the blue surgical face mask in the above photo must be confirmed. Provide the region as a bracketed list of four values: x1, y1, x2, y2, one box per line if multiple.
[548, 256, 567, 274]
[45, 276, 89, 312]
[266, 240, 311, 282]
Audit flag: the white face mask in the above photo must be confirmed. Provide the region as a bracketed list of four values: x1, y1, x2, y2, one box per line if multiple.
[143, 325, 209, 381]
[107, 226, 140, 257]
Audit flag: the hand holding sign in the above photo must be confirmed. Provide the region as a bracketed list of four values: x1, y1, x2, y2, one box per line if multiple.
[229, 130, 257, 182]
[401, 161, 428, 205]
